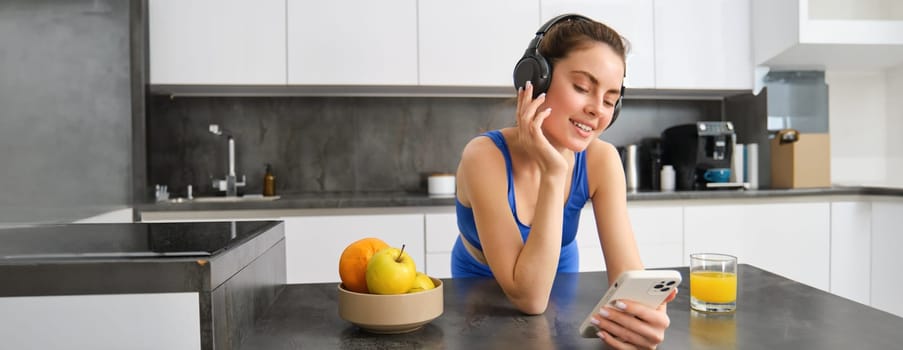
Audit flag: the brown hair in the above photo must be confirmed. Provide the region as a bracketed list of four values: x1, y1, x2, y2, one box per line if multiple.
[538, 17, 629, 72]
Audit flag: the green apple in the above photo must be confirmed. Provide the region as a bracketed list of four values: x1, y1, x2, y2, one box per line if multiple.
[366, 245, 417, 294]
[407, 272, 435, 293]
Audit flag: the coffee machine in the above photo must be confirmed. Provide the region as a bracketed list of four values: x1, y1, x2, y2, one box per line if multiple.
[660, 122, 735, 190]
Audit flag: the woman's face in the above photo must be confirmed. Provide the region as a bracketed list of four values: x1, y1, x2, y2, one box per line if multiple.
[539, 43, 625, 152]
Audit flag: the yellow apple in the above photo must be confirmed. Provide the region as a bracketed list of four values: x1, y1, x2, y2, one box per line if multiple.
[407, 272, 435, 293]
[366, 245, 416, 294]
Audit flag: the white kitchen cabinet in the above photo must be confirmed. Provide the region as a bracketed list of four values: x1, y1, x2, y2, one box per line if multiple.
[829, 201, 871, 305]
[424, 212, 458, 278]
[682, 204, 744, 261]
[653, 0, 752, 90]
[541, 0, 656, 89]
[287, 0, 418, 85]
[870, 200, 903, 318]
[576, 207, 606, 272]
[0, 293, 200, 350]
[628, 205, 684, 268]
[418, 0, 539, 87]
[753, 0, 903, 70]
[282, 214, 425, 284]
[425, 252, 452, 279]
[149, 0, 286, 85]
[684, 201, 830, 291]
[576, 204, 683, 272]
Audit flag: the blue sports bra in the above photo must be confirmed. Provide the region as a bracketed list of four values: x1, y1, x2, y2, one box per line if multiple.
[451, 130, 590, 277]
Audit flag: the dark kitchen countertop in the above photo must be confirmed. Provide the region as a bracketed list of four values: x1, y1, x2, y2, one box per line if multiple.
[627, 185, 903, 200]
[0, 221, 283, 296]
[239, 264, 903, 350]
[138, 186, 903, 213]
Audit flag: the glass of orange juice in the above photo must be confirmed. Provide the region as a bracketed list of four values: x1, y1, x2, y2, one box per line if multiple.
[690, 253, 737, 313]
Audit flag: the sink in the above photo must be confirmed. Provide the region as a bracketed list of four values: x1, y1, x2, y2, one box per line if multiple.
[170, 195, 280, 203]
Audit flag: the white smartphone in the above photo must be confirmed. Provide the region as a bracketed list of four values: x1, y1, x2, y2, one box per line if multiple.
[578, 270, 682, 338]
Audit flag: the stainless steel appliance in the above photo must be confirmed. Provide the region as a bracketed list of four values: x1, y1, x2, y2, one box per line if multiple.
[618, 138, 663, 192]
[660, 122, 736, 190]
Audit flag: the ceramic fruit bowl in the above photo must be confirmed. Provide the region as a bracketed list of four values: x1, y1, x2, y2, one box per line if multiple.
[337, 277, 443, 334]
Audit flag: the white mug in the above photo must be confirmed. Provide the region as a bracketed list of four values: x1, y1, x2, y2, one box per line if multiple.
[428, 174, 455, 197]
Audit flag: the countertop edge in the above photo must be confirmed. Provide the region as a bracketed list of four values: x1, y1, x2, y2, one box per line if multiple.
[137, 186, 903, 215]
[0, 221, 285, 297]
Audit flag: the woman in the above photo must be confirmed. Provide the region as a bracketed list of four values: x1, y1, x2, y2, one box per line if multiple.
[452, 15, 676, 349]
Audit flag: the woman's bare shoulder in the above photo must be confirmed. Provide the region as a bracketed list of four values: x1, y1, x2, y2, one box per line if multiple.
[460, 129, 517, 165]
[457, 133, 509, 205]
[584, 138, 625, 194]
[585, 138, 619, 164]
[460, 134, 498, 159]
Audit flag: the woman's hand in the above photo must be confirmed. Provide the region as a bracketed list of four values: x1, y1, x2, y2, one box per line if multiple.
[515, 81, 568, 176]
[590, 289, 678, 349]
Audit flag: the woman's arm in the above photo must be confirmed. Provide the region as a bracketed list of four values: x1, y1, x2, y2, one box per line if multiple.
[458, 83, 570, 315]
[459, 141, 566, 315]
[586, 139, 675, 349]
[586, 140, 643, 281]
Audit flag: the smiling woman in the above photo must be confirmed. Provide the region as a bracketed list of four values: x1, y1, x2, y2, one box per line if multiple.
[451, 14, 676, 349]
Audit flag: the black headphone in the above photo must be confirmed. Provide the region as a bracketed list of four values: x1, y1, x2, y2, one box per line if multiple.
[513, 14, 625, 129]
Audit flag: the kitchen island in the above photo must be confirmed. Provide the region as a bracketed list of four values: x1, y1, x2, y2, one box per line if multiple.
[0, 221, 285, 350]
[135, 188, 903, 319]
[239, 264, 903, 349]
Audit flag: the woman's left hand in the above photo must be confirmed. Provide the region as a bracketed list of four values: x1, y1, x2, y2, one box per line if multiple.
[590, 289, 678, 349]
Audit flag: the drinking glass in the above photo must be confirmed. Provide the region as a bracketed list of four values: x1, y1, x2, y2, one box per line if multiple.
[689, 253, 737, 313]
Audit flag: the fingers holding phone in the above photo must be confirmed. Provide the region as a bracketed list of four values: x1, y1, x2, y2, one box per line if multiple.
[592, 298, 672, 349]
[661, 287, 678, 307]
[578, 270, 681, 348]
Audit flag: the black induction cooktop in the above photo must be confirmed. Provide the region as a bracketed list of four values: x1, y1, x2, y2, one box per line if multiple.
[0, 221, 276, 260]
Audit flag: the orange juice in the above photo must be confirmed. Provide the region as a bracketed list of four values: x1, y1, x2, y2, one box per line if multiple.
[690, 271, 737, 303]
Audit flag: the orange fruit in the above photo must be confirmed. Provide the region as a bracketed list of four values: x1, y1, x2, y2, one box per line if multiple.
[339, 237, 389, 293]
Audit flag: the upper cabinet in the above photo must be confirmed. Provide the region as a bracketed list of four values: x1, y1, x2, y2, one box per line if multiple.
[418, 0, 539, 87]
[753, 0, 903, 70]
[287, 0, 418, 85]
[148, 0, 756, 92]
[653, 0, 753, 90]
[149, 0, 286, 85]
[541, 0, 656, 89]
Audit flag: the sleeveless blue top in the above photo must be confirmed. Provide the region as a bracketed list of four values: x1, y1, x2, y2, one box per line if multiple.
[451, 130, 590, 278]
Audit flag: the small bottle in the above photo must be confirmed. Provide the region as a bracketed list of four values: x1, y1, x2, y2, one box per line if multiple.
[263, 164, 276, 197]
[660, 165, 676, 192]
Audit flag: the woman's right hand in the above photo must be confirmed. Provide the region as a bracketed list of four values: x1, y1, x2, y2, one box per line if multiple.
[515, 81, 568, 176]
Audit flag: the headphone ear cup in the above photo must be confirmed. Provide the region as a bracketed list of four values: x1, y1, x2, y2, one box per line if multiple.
[606, 97, 622, 130]
[513, 54, 551, 98]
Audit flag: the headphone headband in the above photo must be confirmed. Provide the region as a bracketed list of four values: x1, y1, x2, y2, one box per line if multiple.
[524, 14, 592, 56]
[538, 14, 590, 36]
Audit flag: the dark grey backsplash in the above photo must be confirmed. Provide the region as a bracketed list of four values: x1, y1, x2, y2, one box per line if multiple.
[147, 95, 723, 197]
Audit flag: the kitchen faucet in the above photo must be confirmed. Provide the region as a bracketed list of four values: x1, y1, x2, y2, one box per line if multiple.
[209, 124, 246, 197]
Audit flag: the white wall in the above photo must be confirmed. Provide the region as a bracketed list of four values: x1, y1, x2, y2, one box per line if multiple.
[825, 70, 888, 186]
[826, 63, 903, 187]
[887, 64, 903, 186]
